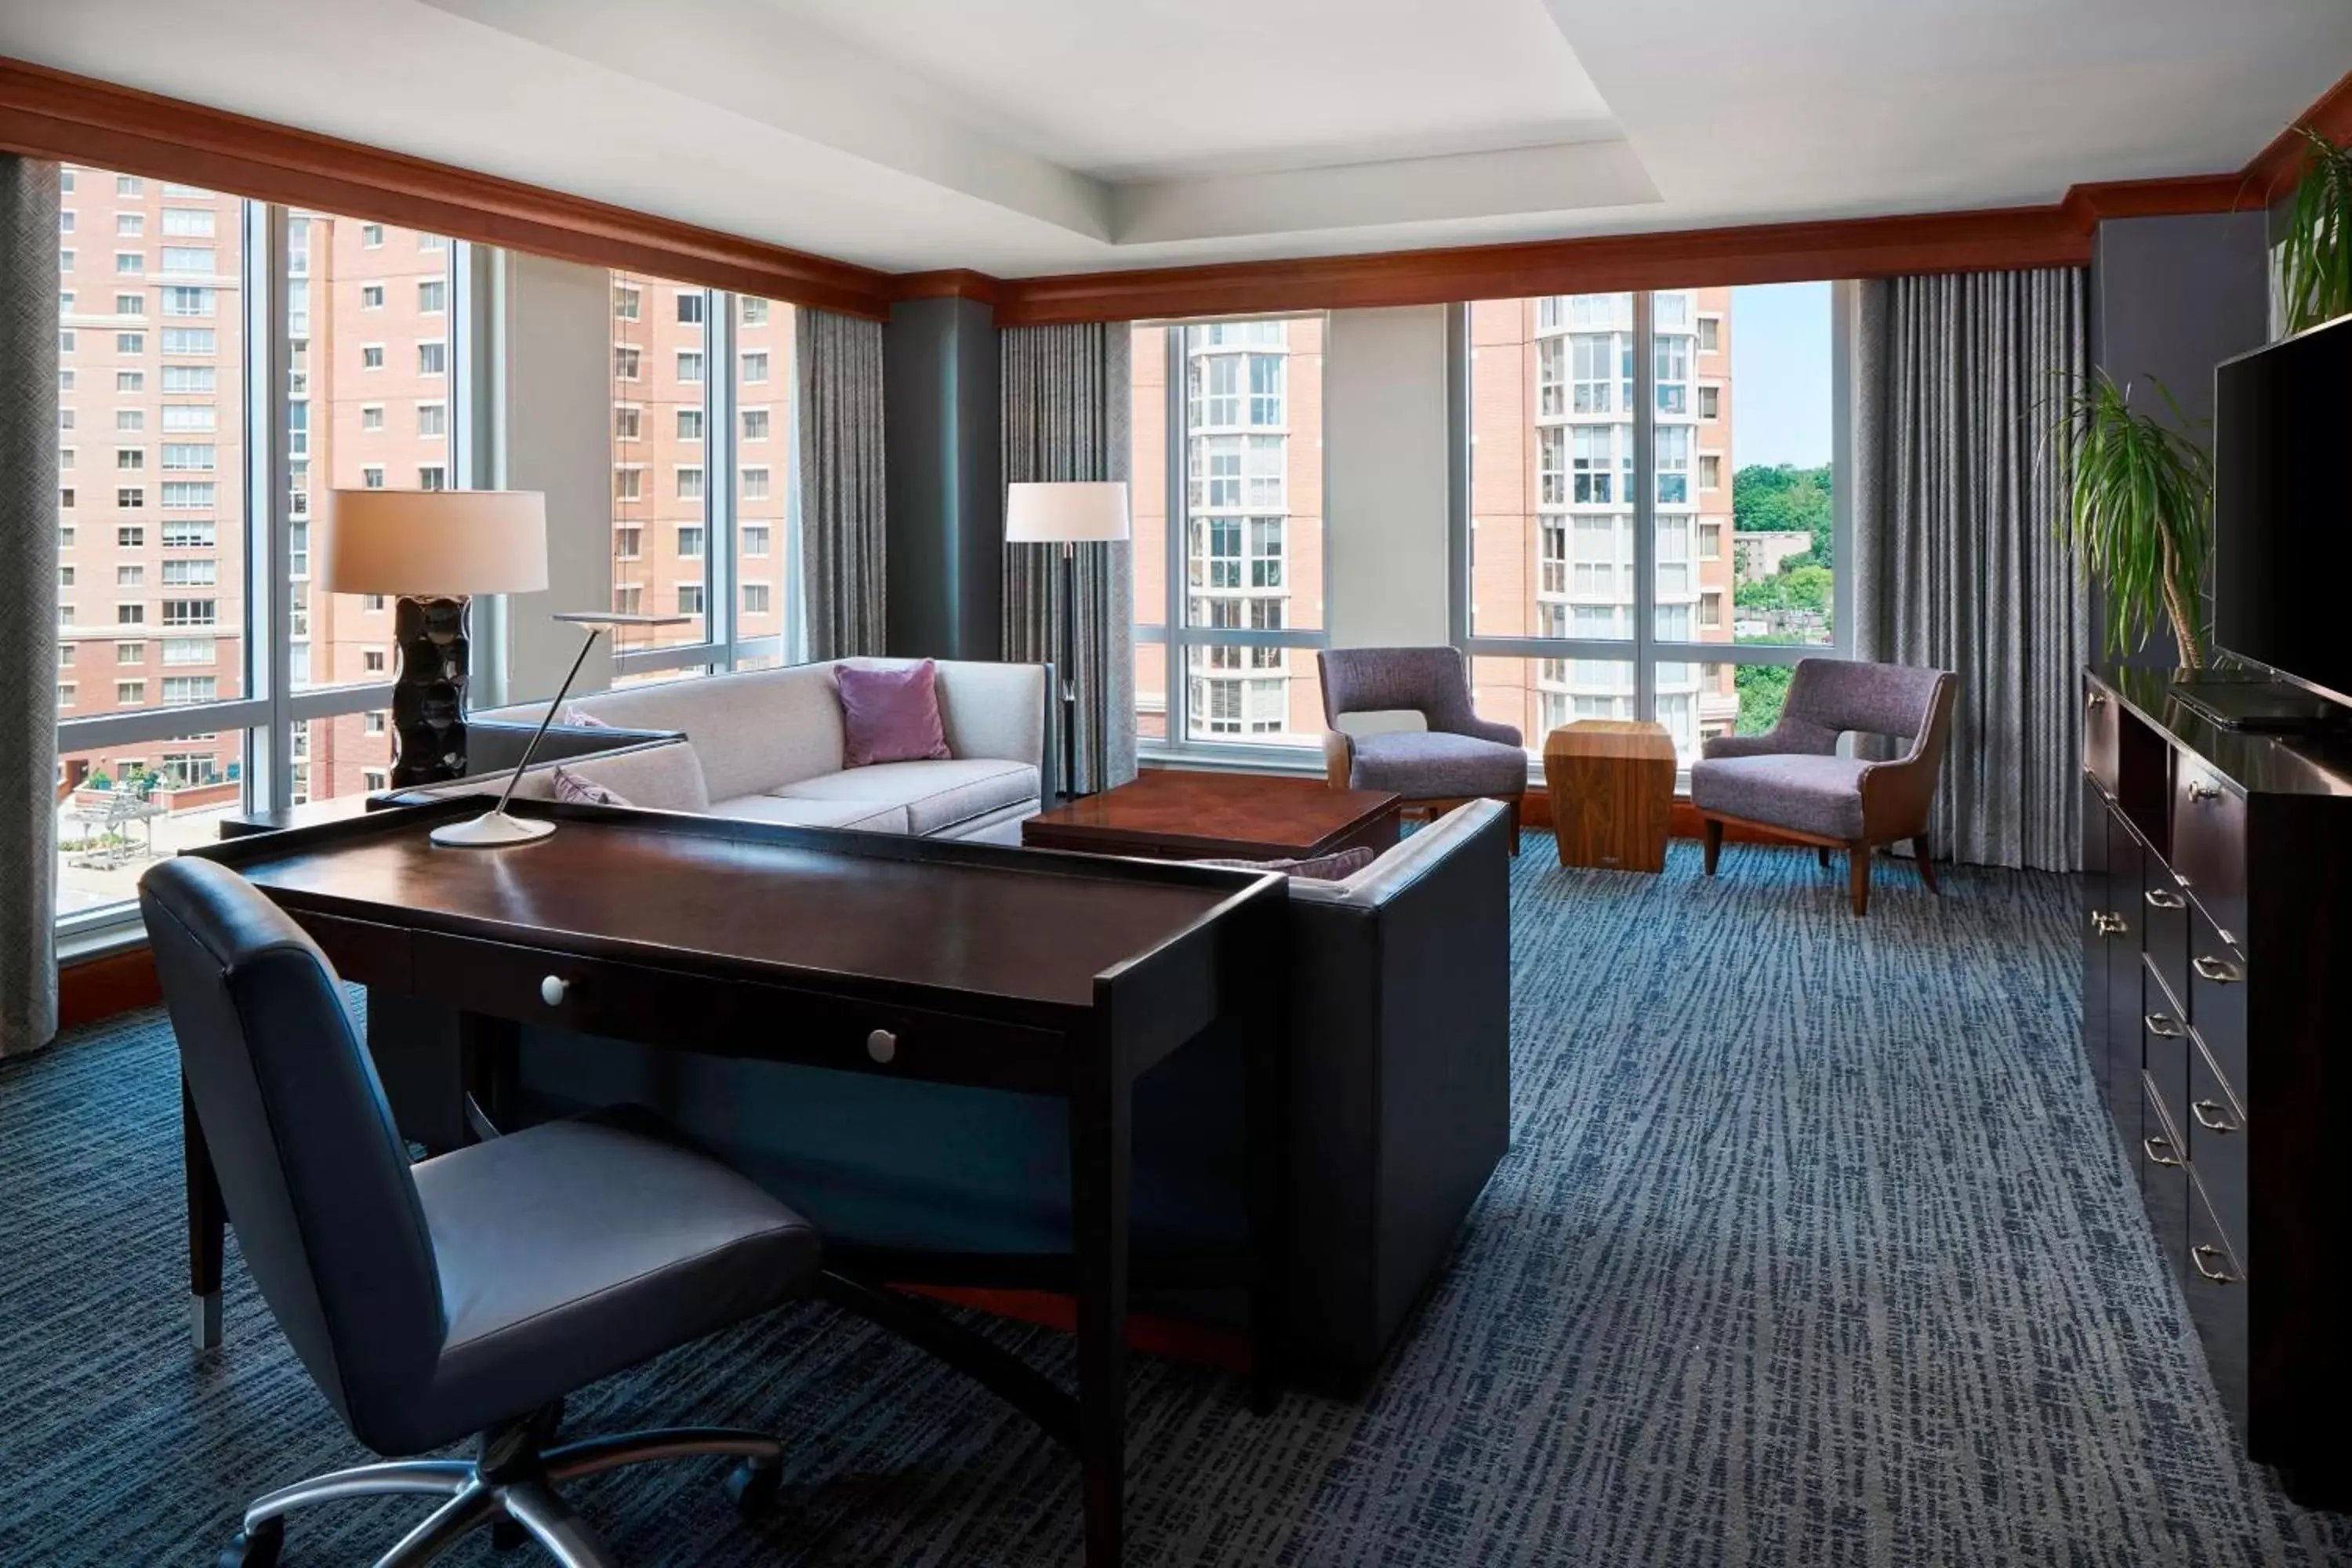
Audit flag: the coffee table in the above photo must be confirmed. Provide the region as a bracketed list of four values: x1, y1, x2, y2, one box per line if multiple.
[1022, 769, 1402, 862]
[1543, 719, 1677, 872]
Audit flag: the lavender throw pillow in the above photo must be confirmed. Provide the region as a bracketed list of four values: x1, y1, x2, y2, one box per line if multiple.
[837, 660, 952, 768]
[550, 766, 631, 808]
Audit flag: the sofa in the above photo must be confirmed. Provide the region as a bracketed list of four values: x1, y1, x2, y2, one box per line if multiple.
[470, 656, 1049, 844]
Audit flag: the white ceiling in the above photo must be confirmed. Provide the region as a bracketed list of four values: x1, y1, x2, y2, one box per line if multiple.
[3, 0, 2347, 278]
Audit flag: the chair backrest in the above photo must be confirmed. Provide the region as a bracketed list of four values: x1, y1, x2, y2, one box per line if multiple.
[1784, 659, 1952, 756]
[140, 855, 445, 1435]
[1318, 647, 1480, 734]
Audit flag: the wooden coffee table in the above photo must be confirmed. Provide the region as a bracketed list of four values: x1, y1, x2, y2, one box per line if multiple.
[1022, 769, 1402, 862]
[1543, 719, 1677, 872]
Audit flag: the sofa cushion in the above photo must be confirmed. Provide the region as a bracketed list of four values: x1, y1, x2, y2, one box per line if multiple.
[706, 793, 911, 834]
[838, 659, 953, 768]
[1690, 753, 1871, 841]
[503, 743, 711, 815]
[564, 664, 846, 800]
[1348, 731, 1526, 800]
[770, 759, 1040, 837]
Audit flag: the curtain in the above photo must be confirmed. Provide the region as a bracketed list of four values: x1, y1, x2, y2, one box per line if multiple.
[797, 308, 887, 660]
[1001, 323, 1135, 795]
[1853, 268, 2089, 872]
[1, 155, 59, 1057]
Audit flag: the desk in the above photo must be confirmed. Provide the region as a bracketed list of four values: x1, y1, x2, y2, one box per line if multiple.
[187, 797, 1286, 1567]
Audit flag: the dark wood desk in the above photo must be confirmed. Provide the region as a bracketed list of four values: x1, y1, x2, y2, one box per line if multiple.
[1023, 768, 1400, 861]
[187, 797, 1287, 1567]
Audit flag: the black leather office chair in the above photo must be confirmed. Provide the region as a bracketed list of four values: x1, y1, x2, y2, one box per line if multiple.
[140, 856, 823, 1568]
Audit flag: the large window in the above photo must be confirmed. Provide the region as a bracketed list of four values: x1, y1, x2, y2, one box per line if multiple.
[52, 166, 479, 926]
[1131, 316, 1326, 748]
[607, 270, 794, 682]
[1463, 285, 1846, 768]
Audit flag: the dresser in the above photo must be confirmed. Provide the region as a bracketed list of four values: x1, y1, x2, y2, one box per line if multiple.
[2082, 666, 2352, 1507]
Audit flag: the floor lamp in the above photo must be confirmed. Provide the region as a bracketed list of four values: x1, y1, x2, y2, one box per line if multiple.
[321, 488, 548, 788]
[1006, 481, 1130, 800]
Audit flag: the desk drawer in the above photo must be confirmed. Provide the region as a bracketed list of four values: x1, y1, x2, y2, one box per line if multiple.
[2172, 763, 2247, 949]
[411, 931, 1069, 1094]
[2186, 1034, 2248, 1253]
[2141, 960, 2191, 1131]
[2187, 904, 2247, 1108]
[292, 909, 413, 990]
[2085, 682, 2121, 796]
[2141, 858, 2190, 1010]
[2185, 1169, 2250, 1422]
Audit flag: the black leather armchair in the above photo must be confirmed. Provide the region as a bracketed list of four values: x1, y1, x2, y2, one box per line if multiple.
[140, 856, 822, 1568]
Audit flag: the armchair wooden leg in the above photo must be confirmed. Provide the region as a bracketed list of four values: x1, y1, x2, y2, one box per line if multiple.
[1849, 844, 1871, 916]
[1701, 818, 1723, 876]
[1912, 836, 1940, 895]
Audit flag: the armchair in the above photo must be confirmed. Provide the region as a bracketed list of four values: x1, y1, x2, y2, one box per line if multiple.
[1689, 658, 1958, 916]
[1317, 647, 1525, 854]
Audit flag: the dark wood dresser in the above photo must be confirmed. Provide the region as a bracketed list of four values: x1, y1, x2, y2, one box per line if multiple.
[2082, 666, 2352, 1506]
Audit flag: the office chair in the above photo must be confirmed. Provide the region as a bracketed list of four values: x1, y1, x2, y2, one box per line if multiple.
[140, 855, 823, 1568]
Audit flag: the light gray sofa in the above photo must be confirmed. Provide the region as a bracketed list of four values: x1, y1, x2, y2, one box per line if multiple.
[470, 657, 1049, 844]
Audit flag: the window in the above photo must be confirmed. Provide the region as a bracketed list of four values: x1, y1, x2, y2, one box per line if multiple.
[161, 482, 215, 509]
[160, 247, 214, 274]
[741, 408, 769, 441]
[116, 487, 145, 508]
[417, 279, 445, 314]
[364, 711, 387, 735]
[677, 350, 703, 383]
[363, 650, 387, 673]
[162, 637, 214, 664]
[613, 467, 641, 503]
[612, 584, 643, 615]
[117, 525, 144, 547]
[114, 292, 144, 315]
[162, 444, 215, 470]
[117, 212, 146, 238]
[60, 249, 74, 272]
[615, 405, 641, 441]
[740, 524, 770, 557]
[676, 525, 705, 559]
[60, 211, 74, 234]
[676, 467, 704, 501]
[161, 599, 216, 626]
[116, 175, 143, 197]
[1131, 318, 1327, 748]
[612, 283, 640, 320]
[739, 466, 770, 502]
[1462, 284, 1846, 768]
[162, 208, 216, 238]
[739, 297, 768, 327]
[739, 350, 769, 384]
[114, 253, 145, 275]
[361, 343, 384, 370]
[115, 641, 143, 662]
[161, 286, 213, 316]
[416, 340, 446, 376]
[676, 584, 705, 616]
[417, 466, 446, 491]
[359, 283, 384, 310]
[677, 408, 702, 441]
[117, 681, 147, 706]
[59, 328, 77, 354]
[360, 403, 384, 432]
[114, 409, 143, 432]
[612, 346, 640, 380]
[161, 521, 215, 547]
[416, 401, 446, 437]
[676, 292, 703, 325]
[363, 594, 386, 612]
[742, 583, 771, 615]
[162, 365, 215, 393]
[614, 526, 642, 559]
[160, 558, 216, 585]
[361, 465, 385, 489]
[361, 769, 388, 793]
[361, 223, 384, 248]
[116, 332, 144, 354]
[162, 676, 216, 705]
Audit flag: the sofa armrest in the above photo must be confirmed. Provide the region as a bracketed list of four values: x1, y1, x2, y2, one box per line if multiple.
[935, 660, 1049, 771]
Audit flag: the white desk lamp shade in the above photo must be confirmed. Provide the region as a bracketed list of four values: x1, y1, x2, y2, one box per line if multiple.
[1004, 481, 1131, 544]
[321, 488, 550, 597]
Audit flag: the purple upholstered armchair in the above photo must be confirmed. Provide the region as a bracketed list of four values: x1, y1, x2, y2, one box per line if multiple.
[1317, 647, 1525, 854]
[1689, 658, 1958, 916]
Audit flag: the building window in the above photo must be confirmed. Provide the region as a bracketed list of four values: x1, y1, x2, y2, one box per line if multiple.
[740, 524, 770, 557]
[160, 327, 214, 354]
[612, 283, 640, 320]
[1698, 316, 1721, 352]
[676, 525, 705, 559]
[361, 466, 385, 489]
[364, 711, 387, 735]
[417, 466, 446, 491]
[416, 401, 446, 437]
[160, 481, 215, 509]
[160, 599, 216, 627]
[160, 247, 213, 274]
[162, 365, 215, 393]
[614, 467, 641, 503]
[416, 340, 446, 376]
[361, 343, 384, 370]
[161, 286, 213, 317]
[364, 594, 386, 612]
[361, 769, 388, 793]
[162, 444, 215, 470]
[1700, 384, 1720, 421]
[162, 676, 216, 705]
[360, 283, 384, 310]
[741, 407, 770, 442]
[677, 350, 703, 383]
[117, 681, 147, 706]
[612, 346, 640, 380]
[116, 332, 144, 354]
[117, 641, 145, 662]
[116, 487, 144, 508]
[115, 252, 143, 275]
[364, 649, 386, 673]
[740, 297, 768, 326]
[742, 582, 771, 615]
[676, 292, 703, 324]
[676, 467, 704, 502]
[361, 223, 384, 248]
[614, 526, 642, 559]
[739, 350, 769, 384]
[615, 405, 641, 441]
[417, 279, 445, 314]
[739, 466, 770, 502]
[360, 403, 384, 432]
[677, 408, 702, 441]
[162, 208, 216, 238]
[114, 292, 144, 316]
[676, 584, 705, 616]
[612, 584, 643, 615]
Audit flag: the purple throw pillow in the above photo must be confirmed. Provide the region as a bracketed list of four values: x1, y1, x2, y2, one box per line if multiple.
[837, 660, 952, 768]
[550, 766, 630, 808]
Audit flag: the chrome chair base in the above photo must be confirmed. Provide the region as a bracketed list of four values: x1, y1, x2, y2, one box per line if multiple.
[219, 1423, 785, 1568]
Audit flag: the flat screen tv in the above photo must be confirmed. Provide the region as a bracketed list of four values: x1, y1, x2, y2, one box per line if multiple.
[2213, 314, 2352, 710]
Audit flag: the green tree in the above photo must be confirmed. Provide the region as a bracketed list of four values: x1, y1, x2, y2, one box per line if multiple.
[1733, 463, 1835, 568]
[1734, 663, 1792, 735]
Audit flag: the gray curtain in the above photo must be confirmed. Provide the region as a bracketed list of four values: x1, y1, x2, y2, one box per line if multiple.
[1853, 268, 2089, 872]
[1001, 324, 1135, 795]
[797, 307, 886, 660]
[1, 155, 59, 1056]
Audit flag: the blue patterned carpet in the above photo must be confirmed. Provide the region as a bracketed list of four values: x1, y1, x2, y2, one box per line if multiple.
[2, 838, 2347, 1566]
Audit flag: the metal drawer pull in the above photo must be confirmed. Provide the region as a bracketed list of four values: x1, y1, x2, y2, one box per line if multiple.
[2191, 1098, 2241, 1134]
[2143, 1012, 2185, 1039]
[2089, 692, 2108, 710]
[539, 975, 570, 1007]
[2193, 955, 2243, 985]
[866, 1028, 897, 1065]
[2190, 1244, 2238, 1284]
[2143, 1135, 2183, 1167]
[2144, 887, 2187, 911]
[2091, 911, 2124, 936]
[2185, 779, 2223, 803]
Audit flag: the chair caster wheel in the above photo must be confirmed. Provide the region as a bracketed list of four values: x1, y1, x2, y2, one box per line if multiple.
[725, 1457, 782, 1517]
[218, 1519, 284, 1568]
[491, 1517, 528, 1552]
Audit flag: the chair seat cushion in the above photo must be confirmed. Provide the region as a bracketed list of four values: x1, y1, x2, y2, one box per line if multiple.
[770, 759, 1040, 837]
[1690, 753, 1871, 841]
[1348, 731, 1526, 800]
[708, 793, 911, 834]
[406, 1109, 819, 1451]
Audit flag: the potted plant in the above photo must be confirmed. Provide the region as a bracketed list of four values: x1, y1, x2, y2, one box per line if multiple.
[2050, 372, 2212, 668]
[2278, 128, 2352, 336]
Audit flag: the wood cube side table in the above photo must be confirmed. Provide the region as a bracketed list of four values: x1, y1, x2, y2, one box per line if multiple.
[1543, 720, 1678, 872]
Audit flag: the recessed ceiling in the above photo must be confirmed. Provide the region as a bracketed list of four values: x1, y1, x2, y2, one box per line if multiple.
[2, 0, 2347, 278]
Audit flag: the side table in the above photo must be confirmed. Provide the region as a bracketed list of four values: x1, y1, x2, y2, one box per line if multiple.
[1542, 720, 1677, 872]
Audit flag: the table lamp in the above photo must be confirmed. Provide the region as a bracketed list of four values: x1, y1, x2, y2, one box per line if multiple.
[1006, 481, 1130, 800]
[322, 488, 548, 788]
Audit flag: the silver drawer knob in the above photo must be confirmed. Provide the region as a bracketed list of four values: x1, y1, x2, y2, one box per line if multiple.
[539, 975, 570, 1007]
[866, 1028, 897, 1065]
[2192, 954, 2243, 984]
[2186, 779, 2223, 802]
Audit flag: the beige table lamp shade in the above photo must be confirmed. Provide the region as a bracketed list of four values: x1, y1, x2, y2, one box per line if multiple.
[322, 488, 550, 597]
[1004, 481, 1131, 544]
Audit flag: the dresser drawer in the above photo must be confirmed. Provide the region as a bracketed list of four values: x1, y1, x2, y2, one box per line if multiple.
[2085, 682, 2121, 795]
[2184, 1169, 2250, 1423]
[2140, 960, 2191, 1128]
[2185, 1034, 2248, 1251]
[409, 931, 1069, 1094]
[2138, 1072, 2192, 1275]
[2187, 903, 2247, 1107]
[2172, 762, 2248, 949]
[2141, 858, 2190, 1010]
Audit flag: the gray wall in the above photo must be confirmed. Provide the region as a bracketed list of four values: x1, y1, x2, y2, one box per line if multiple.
[2091, 212, 2272, 666]
[884, 295, 1002, 659]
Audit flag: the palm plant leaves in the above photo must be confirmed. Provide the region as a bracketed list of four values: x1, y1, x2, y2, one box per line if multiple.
[2049, 371, 2212, 666]
[2280, 128, 2352, 336]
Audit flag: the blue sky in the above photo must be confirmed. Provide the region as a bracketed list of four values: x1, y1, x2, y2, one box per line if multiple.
[1729, 281, 1833, 470]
